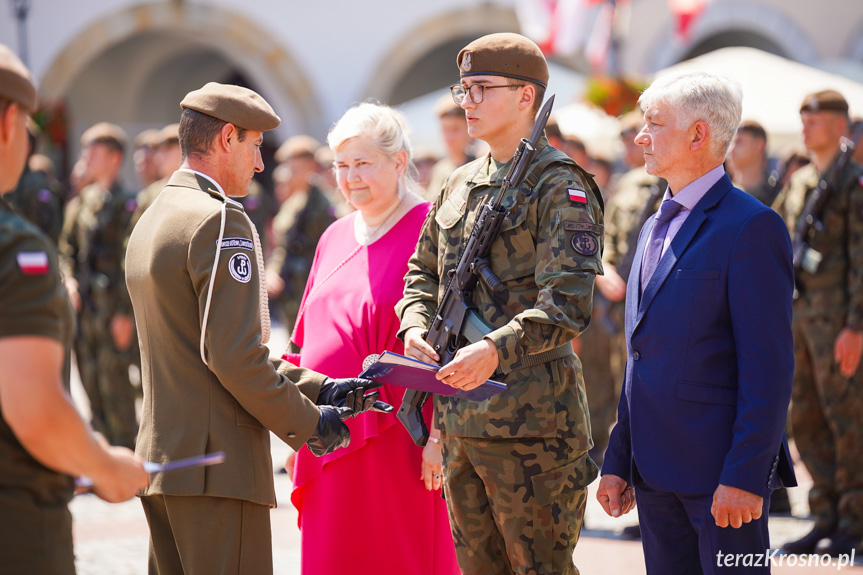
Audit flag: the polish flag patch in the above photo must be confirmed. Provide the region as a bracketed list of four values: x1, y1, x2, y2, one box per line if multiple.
[568, 189, 588, 204]
[16, 251, 50, 275]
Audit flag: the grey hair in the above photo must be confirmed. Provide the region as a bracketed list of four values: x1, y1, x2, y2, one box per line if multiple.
[639, 71, 743, 157]
[327, 101, 423, 197]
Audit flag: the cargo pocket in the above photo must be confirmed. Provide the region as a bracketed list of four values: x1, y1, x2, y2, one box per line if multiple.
[490, 199, 535, 283]
[530, 453, 597, 574]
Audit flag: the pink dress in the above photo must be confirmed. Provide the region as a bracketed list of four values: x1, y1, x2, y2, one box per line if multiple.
[288, 202, 459, 575]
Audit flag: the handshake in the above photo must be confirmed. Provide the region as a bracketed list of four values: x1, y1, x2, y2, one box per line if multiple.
[306, 378, 391, 457]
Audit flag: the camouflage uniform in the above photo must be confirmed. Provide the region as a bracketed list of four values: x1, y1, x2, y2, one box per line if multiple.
[59, 180, 139, 449]
[774, 158, 863, 538]
[397, 139, 603, 575]
[739, 169, 781, 207]
[266, 184, 335, 331]
[585, 168, 664, 463]
[5, 165, 66, 245]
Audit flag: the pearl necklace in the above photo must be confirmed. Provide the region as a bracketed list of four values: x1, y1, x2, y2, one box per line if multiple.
[354, 194, 405, 245]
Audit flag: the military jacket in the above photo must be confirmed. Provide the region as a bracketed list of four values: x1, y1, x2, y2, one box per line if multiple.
[266, 184, 335, 302]
[0, 197, 75, 505]
[59, 180, 137, 316]
[126, 170, 325, 506]
[6, 167, 66, 245]
[602, 168, 664, 279]
[776, 159, 863, 328]
[397, 139, 604, 439]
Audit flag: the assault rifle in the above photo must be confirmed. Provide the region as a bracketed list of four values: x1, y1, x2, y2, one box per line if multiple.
[396, 96, 556, 446]
[791, 120, 863, 297]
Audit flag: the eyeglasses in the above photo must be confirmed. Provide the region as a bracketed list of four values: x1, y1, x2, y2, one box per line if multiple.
[450, 83, 524, 105]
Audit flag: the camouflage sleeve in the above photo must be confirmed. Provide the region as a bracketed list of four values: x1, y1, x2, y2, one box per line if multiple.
[487, 168, 604, 375]
[846, 172, 863, 329]
[396, 203, 440, 340]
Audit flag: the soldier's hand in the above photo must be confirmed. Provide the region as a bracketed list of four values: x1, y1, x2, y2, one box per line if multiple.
[834, 327, 863, 379]
[266, 269, 284, 298]
[596, 265, 627, 302]
[306, 406, 352, 457]
[316, 377, 392, 415]
[711, 484, 762, 529]
[597, 474, 636, 517]
[110, 314, 135, 351]
[435, 339, 498, 391]
[404, 327, 439, 365]
[90, 445, 150, 503]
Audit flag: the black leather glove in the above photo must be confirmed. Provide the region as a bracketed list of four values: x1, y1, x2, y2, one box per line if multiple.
[316, 377, 393, 416]
[306, 406, 352, 457]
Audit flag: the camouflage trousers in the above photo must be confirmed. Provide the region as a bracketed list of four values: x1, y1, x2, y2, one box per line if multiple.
[75, 312, 139, 449]
[791, 312, 863, 536]
[440, 434, 597, 575]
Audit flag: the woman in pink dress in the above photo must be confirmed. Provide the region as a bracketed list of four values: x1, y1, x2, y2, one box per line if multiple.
[285, 103, 459, 575]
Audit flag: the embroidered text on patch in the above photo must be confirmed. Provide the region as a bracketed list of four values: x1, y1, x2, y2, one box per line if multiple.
[219, 237, 254, 251]
[228, 253, 253, 283]
[568, 189, 587, 204]
[17, 251, 50, 275]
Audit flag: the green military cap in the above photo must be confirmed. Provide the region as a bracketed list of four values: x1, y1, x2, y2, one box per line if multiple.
[800, 90, 849, 115]
[181, 82, 280, 132]
[457, 33, 548, 88]
[275, 134, 320, 163]
[157, 123, 180, 147]
[81, 122, 129, 154]
[0, 43, 37, 111]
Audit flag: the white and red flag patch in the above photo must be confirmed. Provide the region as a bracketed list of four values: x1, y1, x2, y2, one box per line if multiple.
[568, 189, 588, 204]
[16, 251, 49, 275]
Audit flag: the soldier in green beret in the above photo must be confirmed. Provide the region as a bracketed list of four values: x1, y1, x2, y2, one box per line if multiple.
[397, 32, 603, 575]
[775, 89, 863, 556]
[59, 122, 140, 450]
[126, 81, 387, 575]
[0, 42, 149, 575]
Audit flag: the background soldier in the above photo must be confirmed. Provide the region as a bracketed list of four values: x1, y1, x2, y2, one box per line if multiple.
[775, 90, 863, 556]
[133, 123, 181, 222]
[589, 110, 664, 471]
[425, 94, 477, 200]
[728, 120, 780, 206]
[0, 42, 149, 575]
[133, 128, 161, 189]
[397, 33, 604, 575]
[5, 121, 66, 244]
[266, 135, 335, 334]
[59, 122, 139, 449]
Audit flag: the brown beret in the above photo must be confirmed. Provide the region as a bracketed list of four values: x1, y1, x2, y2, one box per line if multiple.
[134, 128, 160, 150]
[81, 122, 128, 153]
[619, 110, 646, 134]
[275, 134, 321, 163]
[434, 93, 463, 118]
[157, 123, 180, 147]
[0, 43, 36, 111]
[181, 82, 280, 131]
[800, 90, 849, 115]
[457, 33, 548, 88]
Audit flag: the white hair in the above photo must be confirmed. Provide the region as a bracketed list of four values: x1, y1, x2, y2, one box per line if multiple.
[327, 101, 423, 197]
[639, 71, 743, 157]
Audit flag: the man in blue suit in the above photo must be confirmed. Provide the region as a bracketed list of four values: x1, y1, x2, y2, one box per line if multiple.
[596, 71, 797, 574]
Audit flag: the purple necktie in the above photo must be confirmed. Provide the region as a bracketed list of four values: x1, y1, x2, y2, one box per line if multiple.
[640, 199, 683, 291]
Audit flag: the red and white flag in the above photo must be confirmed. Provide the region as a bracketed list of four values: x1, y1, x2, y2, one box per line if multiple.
[569, 189, 588, 204]
[16, 251, 50, 275]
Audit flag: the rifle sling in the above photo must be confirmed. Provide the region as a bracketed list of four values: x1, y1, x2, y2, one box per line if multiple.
[518, 342, 573, 368]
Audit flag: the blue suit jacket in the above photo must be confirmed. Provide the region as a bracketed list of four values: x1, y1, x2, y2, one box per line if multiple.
[602, 174, 797, 497]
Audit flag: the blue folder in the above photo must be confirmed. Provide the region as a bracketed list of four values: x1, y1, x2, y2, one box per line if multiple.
[359, 351, 507, 402]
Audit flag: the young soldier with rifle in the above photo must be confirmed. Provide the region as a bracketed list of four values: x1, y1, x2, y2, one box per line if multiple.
[396, 32, 604, 575]
[774, 90, 863, 556]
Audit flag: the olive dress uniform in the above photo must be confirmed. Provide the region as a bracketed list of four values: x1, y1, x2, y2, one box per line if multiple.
[126, 170, 327, 574]
[0, 196, 76, 574]
[774, 158, 863, 541]
[397, 139, 604, 574]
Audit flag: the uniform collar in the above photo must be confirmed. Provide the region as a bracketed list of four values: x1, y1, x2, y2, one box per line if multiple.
[468, 135, 551, 187]
[177, 168, 226, 197]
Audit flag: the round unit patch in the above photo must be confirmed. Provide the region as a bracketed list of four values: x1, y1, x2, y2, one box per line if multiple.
[228, 252, 252, 283]
[571, 232, 599, 257]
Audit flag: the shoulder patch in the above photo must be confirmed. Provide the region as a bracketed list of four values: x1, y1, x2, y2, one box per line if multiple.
[219, 237, 254, 251]
[571, 232, 599, 256]
[17, 251, 50, 275]
[228, 252, 252, 283]
[568, 189, 588, 204]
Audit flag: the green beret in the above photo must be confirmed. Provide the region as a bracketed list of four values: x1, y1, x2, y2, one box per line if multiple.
[0, 43, 36, 111]
[457, 33, 548, 88]
[181, 82, 280, 132]
[800, 90, 849, 115]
